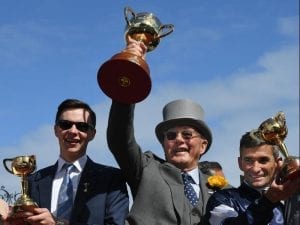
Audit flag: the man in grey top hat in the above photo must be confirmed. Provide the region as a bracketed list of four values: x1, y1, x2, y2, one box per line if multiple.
[107, 39, 214, 224]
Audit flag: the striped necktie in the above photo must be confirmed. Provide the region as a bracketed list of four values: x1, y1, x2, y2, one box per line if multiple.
[56, 164, 74, 220]
[182, 172, 199, 207]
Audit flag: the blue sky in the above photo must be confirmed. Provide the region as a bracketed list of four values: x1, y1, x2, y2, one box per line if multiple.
[0, 0, 299, 194]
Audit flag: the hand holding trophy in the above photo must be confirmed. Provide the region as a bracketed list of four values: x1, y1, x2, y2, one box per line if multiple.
[97, 6, 174, 104]
[3, 155, 38, 213]
[250, 112, 300, 184]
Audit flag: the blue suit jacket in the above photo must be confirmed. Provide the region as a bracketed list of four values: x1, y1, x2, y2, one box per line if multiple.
[28, 157, 129, 225]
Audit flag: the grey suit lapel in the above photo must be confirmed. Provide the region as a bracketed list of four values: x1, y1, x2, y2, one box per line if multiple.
[198, 170, 213, 214]
[159, 163, 187, 223]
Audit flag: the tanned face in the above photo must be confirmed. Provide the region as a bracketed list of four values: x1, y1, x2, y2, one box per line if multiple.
[238, 144, 279, 189]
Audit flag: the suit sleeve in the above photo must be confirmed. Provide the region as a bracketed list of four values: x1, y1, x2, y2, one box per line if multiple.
[104, 169, 129, 225]
[106, 101, 144, 194]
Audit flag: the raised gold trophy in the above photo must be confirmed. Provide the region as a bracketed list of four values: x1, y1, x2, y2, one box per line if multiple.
[3, 155, 38, 212]
[250, 111, 300, 183]
[97, 6, 174, 103]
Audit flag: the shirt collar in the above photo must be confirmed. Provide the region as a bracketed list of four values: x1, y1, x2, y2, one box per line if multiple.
[243, 180, 269, 193]
[184, 167, 200, 185]
[57, 154, 87, 173]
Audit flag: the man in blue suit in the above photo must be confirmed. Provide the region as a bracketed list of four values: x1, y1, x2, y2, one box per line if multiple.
[1, 99, 129, 225]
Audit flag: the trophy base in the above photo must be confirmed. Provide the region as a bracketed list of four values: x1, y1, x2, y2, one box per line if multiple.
[13, 203, 38, 213]
[13, 196, 38, 214]
[97, 52, 151, 104]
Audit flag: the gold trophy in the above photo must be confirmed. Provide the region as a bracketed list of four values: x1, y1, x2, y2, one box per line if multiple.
[3, 155, 38, 212]
[250, 111, 300, 183]
[97, 6, 174, 103]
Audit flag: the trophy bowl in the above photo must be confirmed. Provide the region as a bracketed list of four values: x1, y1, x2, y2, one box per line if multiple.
[3, 155, 38, 213]
[250, 112, 300, 184]
[97, 6, 174, 104]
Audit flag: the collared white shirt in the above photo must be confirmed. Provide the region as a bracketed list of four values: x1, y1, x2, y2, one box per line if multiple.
[184, 167, 200, 198]
[51, 155, 87, 215]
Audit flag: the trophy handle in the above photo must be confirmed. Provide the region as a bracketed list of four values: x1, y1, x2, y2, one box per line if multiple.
[3, 158, 14, 174]
[124, 6, 136, 26]
[157, 24, 174, 39]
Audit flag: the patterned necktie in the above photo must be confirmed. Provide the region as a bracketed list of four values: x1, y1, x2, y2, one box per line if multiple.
[182, 172, 199, 207]
[57, 164, 74, 220]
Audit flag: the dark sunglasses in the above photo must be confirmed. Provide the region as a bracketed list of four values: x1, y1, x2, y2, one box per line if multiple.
[56, 120, 94, 132]
[164, 130, 200, 141]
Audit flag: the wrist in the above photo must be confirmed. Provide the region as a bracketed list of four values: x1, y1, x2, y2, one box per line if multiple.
[55, 218, 68, 225]
[51, 214, 68, 225]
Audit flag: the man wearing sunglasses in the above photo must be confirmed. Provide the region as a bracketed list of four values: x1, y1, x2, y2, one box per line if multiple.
[108, 97, 215, 224]
[1, 99, 129, 225]
[106, 40, 214, 224]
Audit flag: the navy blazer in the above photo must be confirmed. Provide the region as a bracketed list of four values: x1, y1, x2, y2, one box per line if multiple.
[28, 157, 129, 225]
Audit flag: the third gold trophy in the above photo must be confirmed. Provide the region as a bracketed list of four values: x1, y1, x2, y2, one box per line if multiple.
[250, 111, 300, 183]
[3, 155, 38, 212]
[97, 6, 174, 104]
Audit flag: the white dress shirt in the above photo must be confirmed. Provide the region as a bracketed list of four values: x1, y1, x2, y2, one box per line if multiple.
[51, 155, 87, 215]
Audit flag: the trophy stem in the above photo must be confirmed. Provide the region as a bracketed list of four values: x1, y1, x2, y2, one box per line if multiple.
[21, 175, 29, 197]
[278, 142, 289, 158]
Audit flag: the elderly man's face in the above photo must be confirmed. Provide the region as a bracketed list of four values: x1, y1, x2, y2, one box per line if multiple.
[163, 126, 208, 172]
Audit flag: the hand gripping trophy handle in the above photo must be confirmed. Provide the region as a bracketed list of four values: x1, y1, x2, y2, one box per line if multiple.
[250, 111, 300, 183]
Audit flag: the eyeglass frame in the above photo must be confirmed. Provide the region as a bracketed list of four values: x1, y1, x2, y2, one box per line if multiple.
[164, 129, 202, 141]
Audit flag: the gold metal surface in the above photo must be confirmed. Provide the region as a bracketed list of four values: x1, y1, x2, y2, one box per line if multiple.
[3, 155, 38, 212]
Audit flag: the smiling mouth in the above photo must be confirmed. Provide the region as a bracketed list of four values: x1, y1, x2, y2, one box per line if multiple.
[65, 138, 80, 144]
[250, 175, 264, 180]
[174, 148, 189, 153]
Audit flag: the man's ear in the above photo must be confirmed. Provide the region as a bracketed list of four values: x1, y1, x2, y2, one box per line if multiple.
[238, 157, 242, 171]
[54, 125, 59, 138]
[276, 156, 283, 167]
[200, 139, 208, 155]
[88, 129, 96, 141]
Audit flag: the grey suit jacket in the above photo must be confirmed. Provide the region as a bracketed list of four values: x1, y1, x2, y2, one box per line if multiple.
[107, 101, 214, 225]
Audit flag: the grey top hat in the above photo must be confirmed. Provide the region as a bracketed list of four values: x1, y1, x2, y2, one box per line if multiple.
[155, 99, 212, 153]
